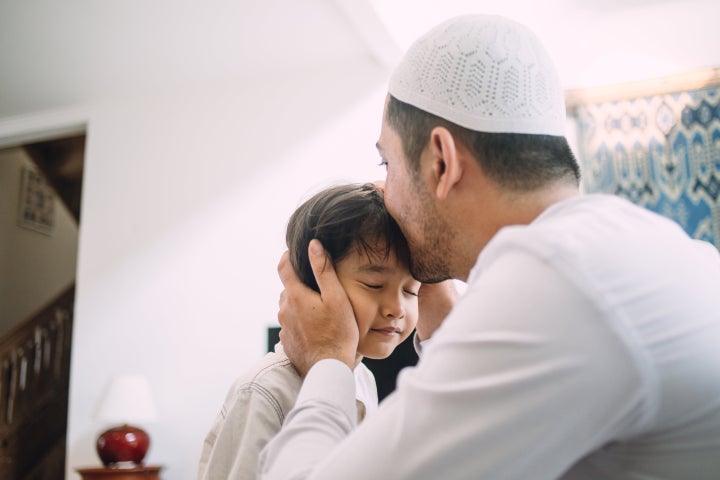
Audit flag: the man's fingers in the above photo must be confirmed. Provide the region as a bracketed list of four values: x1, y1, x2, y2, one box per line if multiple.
[416, 279, 459, 341]
[277, 250, 309, 294]
[277, 251, 294, 287]
[307, 239, 342, 299]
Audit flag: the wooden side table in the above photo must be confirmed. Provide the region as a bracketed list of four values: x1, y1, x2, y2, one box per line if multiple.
[75, 465, 163, 480]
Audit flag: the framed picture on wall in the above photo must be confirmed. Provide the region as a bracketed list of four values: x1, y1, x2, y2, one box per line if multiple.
[17, 166, 54, 235]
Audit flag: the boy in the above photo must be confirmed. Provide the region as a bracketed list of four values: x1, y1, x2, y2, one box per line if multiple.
[197, 183, 420, 479]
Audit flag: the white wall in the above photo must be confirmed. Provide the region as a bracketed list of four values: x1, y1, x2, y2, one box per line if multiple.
[370, 0, 720, 89]
[0, 147, 78, 332]
[0, 1, 717, 478]
[65, 57, 389, 477]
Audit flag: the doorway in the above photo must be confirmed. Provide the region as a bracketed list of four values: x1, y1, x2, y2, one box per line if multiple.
[0, 132, 84, 479]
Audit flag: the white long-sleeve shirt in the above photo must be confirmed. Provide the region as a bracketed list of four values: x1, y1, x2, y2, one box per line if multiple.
[259, 194, 720, 480]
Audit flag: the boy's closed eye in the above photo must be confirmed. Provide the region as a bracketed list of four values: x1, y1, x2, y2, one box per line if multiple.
[360, 281, 419, 297]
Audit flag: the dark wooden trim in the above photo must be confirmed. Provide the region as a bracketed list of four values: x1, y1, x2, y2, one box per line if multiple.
[565, 66, 720, 112]
[22, 134, 85, 223]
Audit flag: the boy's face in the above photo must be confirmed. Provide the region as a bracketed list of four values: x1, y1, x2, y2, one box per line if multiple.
[335, 243, 420, 360]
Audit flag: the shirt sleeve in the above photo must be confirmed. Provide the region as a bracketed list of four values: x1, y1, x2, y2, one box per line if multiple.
[258, 359, 358, 479]
[259, 250, 648, 480]
[200, 383, 287, 480]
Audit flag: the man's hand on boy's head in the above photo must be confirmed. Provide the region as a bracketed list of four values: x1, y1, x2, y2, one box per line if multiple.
[277, 240, 358, 376]
[416, 280, 458, 342]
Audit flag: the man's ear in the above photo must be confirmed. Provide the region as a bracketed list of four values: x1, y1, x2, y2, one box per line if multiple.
[428, 126, 463, 200]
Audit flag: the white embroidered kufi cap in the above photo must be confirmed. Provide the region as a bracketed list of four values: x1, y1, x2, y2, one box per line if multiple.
[389, 15, 566, 136]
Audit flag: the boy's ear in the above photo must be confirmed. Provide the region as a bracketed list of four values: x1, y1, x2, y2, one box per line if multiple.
[428, 126, 463, 200]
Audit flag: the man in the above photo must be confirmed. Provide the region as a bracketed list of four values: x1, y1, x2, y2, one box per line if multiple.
[259, 15, 720, 479]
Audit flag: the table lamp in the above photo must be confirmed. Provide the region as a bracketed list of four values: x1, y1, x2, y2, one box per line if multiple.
[94, 374, 157, 468]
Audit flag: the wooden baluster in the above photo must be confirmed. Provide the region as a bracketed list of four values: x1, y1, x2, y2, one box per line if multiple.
[24, 338, 38, 407]
[54, 309, 66, 379]
[33, 327, 42, 376]
[32, 327, 45, 400]
[63, 308, 73, 382]
[43, 327, 52, 373]
[17, 347, 29, 424]
[0, 358, 6, 428]
[6, 351, 17, 426]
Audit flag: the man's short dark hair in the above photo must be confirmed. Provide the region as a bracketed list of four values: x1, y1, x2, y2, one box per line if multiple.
[385, 95, 581, 191]
[286, 183, 411, 293]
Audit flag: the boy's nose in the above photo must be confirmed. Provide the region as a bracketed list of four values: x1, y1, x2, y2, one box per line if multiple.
[382, 293, 406, 319]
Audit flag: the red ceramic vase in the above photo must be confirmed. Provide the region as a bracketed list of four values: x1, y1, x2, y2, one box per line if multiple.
[96, 424, 150, 466]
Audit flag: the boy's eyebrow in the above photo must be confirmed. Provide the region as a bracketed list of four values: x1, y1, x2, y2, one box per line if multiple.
[356, 263, 392, 274]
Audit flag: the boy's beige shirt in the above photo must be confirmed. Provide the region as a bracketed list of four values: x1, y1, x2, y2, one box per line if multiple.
[197, 344, 377, 480]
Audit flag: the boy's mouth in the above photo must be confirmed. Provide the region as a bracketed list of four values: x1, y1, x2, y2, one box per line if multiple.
[371, 326, 402, 336]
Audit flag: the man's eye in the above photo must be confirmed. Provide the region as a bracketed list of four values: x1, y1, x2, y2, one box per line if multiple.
[377, 160, 388, 169]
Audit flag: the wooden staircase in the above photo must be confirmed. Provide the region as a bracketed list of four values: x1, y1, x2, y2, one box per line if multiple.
[0, 285, 74, 479]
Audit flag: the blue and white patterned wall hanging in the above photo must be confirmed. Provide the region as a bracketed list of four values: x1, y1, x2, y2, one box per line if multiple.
[570, 72, 720, 250]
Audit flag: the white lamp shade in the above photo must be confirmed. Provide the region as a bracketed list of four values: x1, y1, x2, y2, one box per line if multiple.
[94, 374, 158, 424]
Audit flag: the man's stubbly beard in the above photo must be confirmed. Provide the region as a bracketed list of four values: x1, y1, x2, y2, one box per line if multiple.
[402, 183, 454, 284]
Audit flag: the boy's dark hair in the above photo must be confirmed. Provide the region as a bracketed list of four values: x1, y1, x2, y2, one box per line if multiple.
[385, 95, 581, 191]
[286, 183, 411, 292]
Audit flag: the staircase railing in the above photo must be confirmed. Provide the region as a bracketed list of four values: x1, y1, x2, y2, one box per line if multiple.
[0, 285, 74, 479]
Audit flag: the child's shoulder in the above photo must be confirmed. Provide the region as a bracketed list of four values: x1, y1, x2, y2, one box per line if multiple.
[248, 347, 298, 384]
[225, 346, 302, 406]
